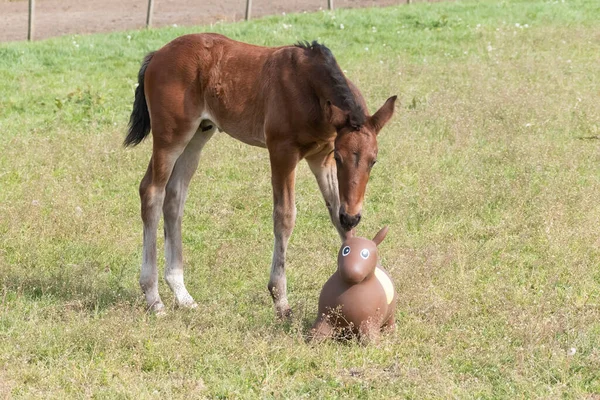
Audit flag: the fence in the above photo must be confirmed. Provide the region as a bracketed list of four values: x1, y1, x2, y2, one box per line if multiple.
[23, 0, 415, 41]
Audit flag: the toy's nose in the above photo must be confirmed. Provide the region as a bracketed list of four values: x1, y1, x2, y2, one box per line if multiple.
[340, 211, 361, 231]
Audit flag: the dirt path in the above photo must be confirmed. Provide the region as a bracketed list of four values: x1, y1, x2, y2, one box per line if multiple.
[0, 0, 405, 43]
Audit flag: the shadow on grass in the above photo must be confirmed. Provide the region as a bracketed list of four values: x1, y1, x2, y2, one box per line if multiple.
[0, 263, 139, 313]
[278, 301, 363, 346]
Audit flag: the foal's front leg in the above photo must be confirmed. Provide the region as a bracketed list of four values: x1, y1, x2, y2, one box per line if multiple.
[306, 146, 346, 240]
[267, 144, 300, 318]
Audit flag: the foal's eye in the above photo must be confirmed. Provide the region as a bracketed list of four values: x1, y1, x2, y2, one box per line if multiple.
[342, 246, 351, 256]
[333, 152, 342, 165]
[360, 249, 370, 259]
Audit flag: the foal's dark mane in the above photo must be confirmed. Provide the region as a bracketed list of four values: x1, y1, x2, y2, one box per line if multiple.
[295, 41, 366, 128]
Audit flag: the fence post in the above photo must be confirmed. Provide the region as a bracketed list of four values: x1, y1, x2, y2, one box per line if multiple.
[28, 0, 35, 41]
[146, 0, 155, 28]
[328, 0, 334, 10]
[245, 0, 252, 21]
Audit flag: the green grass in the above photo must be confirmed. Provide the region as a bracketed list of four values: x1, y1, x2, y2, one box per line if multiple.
[1, 0, 600, 397]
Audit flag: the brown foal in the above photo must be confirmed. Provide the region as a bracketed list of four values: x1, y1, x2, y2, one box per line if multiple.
[125, 33, 396, 317]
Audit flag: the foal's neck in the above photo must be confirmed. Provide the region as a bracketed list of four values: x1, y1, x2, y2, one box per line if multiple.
[296, 43, 367, 128]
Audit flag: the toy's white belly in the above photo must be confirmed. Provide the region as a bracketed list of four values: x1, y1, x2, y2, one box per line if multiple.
[374, 267, 394, 305]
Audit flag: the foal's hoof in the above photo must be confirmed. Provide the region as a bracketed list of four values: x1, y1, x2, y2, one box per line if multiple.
[276, 306, 293, 320]
[148, 302, 166, 316]
[174, 292, 198, 309]
[176, 300, 198, 309]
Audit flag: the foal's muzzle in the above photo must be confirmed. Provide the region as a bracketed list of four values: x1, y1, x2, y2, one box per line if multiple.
[339, 211, 362, 231]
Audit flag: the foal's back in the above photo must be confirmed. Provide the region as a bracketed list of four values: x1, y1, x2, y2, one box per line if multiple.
[144, 33, 326, 148]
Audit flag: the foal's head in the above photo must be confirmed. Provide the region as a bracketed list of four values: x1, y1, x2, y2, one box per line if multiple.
[328, 96, 397, 232]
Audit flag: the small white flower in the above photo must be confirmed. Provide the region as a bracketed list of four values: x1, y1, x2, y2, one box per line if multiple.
[127, 35, 131, 41]
[487, 44, 493, 52]
[365, 47, 369, 51]
[567, 347, 576, 356]
[525, 123, 532, 127]
[172, 24, 178, 27]
[282, 12, 286, 15]
[282, 23, 292, 29]
[343, 69, 348, 73]
[524, 24, 529, 28]
[371, 26, 377, 32]
[379, 60, 383, 64]
[340, 23, 344, 30]
[566, 59, 572, 63]
[515, 23, 520, 27]
[75, 206, 83, 216]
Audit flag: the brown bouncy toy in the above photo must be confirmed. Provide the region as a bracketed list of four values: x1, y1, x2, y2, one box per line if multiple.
[310, 227, 397, 342]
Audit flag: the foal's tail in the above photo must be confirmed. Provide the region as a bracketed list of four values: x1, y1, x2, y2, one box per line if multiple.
[124, 52, 155, 147]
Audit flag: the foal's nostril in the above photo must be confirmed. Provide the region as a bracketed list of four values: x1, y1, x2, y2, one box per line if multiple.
[339, 212, 362, 230]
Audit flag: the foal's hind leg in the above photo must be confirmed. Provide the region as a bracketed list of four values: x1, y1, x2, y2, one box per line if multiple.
[139, 129, 196, 313]
[163, 121, 216, 308]
[305, 146, 346, 239]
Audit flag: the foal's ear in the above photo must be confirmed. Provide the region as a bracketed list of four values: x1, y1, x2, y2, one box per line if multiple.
[326, 100, 349, 130]
[372, 226, 389, 246]
[370, 95, 397, 134]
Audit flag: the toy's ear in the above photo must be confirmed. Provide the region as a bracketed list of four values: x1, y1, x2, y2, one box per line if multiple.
[372, 226, 389, 246]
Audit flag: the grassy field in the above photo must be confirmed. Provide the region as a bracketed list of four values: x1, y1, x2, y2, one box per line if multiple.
[1, 0, 600, 397]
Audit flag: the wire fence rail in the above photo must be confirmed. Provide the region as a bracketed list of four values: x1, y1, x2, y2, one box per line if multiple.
[23, 0, 415, 41]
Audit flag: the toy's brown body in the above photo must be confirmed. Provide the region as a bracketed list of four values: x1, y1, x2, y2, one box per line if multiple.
[311, 227, 397, 342]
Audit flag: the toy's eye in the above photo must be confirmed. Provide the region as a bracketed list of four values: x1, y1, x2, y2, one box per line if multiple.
[360, 249, 370, 259]
[342, 246, 351, 256]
